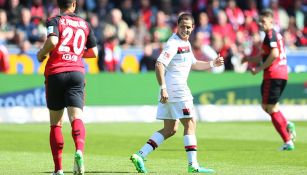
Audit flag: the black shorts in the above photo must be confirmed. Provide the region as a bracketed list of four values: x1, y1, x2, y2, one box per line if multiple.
[261, 79, 287, 105]
[45, 71, 85, 110]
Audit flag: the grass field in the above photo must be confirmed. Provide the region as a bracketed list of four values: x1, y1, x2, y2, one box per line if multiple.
[0, 122, 307, 175]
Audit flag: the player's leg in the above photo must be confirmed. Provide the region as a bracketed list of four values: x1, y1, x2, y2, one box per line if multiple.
[46, 73, 66, 175]
[141, 105, 180, 155]
[131, 119, 179, 173]
[131, 102, 179, 173]
[180, 118, 214, 173]
[140, 119, 178, 157]
[276, 80, 296, 141]
[65, 72, 86, 175]
[67, 107, 85, 175]
[180, 118, 197, 167]
[261, 79, 295, 150]
[50, 110, 65, 175]
[264, 103, 294, 150]
[178, 101, 214, 173]
[68, 107, 85, 153]
[264, 103, 289, 143]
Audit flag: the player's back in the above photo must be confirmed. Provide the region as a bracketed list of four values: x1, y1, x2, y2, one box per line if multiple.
[45, 14, 91, 76]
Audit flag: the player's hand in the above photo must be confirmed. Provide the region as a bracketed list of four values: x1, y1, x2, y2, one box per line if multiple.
[37, 49, 48, 62]
[251, 67, 261, 75]
[213, 53, 224, 67]
[160, 89, 169, 104]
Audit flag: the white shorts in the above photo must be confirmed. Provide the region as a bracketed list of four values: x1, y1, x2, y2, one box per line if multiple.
[156, 100, 196, 120]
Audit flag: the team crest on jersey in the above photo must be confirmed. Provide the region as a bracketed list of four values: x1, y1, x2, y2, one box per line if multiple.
[163, 52, 170, 59]
[177, 46, 190, 54]
[182, 108, 190, 115]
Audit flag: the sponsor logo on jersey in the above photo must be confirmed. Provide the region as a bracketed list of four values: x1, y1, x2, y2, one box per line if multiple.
[163, 52, 170, 59]
[177, 46, 190, 54]
[62, 54, 78, 62]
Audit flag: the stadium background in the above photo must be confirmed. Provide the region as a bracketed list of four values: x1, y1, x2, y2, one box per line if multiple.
[0, 0, 306, 122]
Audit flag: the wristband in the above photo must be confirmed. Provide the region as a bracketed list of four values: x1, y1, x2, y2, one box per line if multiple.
[160, 85, 166, 90]
[209, 61, 214, 68]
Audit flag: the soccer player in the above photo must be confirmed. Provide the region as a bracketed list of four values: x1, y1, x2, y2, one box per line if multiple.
[36, 0, 98, 175]
[130, 13, 224, 173]
[243, 9, 296, 151]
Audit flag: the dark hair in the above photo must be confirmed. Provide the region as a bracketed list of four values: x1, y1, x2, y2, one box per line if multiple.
[57, 0, 75, 9]
[177, 13, 195, 25]
[260, 9, 273, 18]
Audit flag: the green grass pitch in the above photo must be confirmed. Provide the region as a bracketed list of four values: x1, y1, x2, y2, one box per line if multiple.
[0, 122, 307, 175]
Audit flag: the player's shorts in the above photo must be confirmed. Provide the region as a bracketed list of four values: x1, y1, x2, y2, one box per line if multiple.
[261, 79, 287, 105]
[156, 100, 196, 120]
[45, 71, 85, 110]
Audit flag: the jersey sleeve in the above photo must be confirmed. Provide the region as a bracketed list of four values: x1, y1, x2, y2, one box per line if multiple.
[86, 23, 97, 49]
[46, 17, 59, 37]
[157, 39, 177, 66]
[269, 31, 278, 48]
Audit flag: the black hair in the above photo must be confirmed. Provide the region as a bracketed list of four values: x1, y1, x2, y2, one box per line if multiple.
[57, 0, 75, 9]
[177, 13, 195, 25]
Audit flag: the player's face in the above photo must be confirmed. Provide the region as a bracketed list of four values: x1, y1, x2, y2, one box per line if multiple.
[177, 19, 194, 40]
[259, 16, 272, 32]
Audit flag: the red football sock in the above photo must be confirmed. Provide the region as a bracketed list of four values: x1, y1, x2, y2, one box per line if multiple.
[270, 111, 290, 142]
[71, 119, 85, 152]
[50, 125, 64, 172]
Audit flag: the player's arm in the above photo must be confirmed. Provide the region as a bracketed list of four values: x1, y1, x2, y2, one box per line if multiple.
[155, 39, 177, 103]
[192, 54, 224, 70]
[242, 55, 262, 63]
[37, 36, 58, 62]
[83, 46, 98, 58]
[259, 48, 278, 70]
[251, 48, 278, 75]
[37, 17, 59, 62]
[83, 24, 98, 58]
[155, 61, 168, 104]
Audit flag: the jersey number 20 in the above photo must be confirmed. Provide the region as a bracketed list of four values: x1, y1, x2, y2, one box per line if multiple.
[59, 27, 86, 55]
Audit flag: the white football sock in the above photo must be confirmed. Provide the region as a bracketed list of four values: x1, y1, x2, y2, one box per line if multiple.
[138, 132, 164, 158]
[184, 134, 199, 168]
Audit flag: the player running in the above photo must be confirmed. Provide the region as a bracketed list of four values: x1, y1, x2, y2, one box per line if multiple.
[130, 13, 224, 173]
[37, 0, 98, 174]
[243, 9, 296, 151]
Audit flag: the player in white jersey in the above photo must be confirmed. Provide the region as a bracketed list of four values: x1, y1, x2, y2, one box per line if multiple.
[130, 13, 224, 173]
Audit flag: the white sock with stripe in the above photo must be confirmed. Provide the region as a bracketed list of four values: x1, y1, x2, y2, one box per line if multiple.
[184, 134, 199, 168]
[138, 132, 164, 158]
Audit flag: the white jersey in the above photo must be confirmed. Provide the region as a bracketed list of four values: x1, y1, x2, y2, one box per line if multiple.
[157, 33, 197, 102]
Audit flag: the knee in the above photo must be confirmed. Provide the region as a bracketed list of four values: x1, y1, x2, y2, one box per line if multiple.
[262, 105, 277, 114]
[162, 128, 178, 138]
[170, 128, 177, 136]
[261, 104, 270, 113]
[167, 128, 177, 137]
